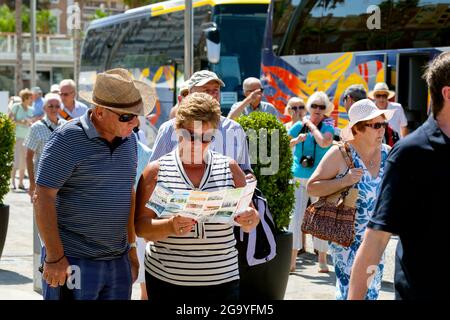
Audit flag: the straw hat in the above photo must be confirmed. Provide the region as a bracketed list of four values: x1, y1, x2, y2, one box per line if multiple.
[340, 99, 395, 141]
[79, 68, 156, 116]
[368, 82, 395, 100]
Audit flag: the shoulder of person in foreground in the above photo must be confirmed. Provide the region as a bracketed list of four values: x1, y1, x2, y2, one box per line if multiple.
[386, 123, 428, 164]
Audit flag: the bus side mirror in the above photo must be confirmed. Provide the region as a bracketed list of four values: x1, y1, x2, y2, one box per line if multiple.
[203, 23, 220, 64]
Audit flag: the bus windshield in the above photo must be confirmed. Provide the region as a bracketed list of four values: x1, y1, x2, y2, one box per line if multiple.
[211, 4, 267, 97]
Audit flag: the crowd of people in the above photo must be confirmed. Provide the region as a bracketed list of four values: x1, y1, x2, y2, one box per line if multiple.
[4, 52, 449, 300]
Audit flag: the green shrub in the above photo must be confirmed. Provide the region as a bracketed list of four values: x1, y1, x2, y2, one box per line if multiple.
[0, 113, 15, 205]
[237, 112, 295, 232]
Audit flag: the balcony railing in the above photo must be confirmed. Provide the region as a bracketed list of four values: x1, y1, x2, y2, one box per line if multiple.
[0, 33, 73, 57]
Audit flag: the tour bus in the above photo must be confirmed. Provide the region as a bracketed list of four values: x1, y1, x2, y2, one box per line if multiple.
[261, 0, 450, 130]
[80, 0, 269, 146]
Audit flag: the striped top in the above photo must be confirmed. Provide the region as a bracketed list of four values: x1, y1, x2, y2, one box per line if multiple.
[145, 148, 239, 286]
[149, 116, 252, 172]
[36, 111, 137, 260]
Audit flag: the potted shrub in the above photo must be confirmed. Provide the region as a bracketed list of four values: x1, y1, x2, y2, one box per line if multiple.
[236, 112, 295, 300]
[0, 112, 15, 260]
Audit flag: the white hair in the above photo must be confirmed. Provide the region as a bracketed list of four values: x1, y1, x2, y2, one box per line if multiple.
[59, 79, 76, 90]
[44, 93, 62, 106]
[243, 77, 262, 92]
[306, 91, 334, 116]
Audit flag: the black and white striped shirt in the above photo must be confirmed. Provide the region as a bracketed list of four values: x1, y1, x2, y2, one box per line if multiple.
[145, 148, 239, 286]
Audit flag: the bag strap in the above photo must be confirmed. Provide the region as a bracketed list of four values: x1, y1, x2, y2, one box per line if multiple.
[58, 108, 72, 121]
[337, 142, 354, 170]
[40, 119, 54, 132]
[335, 142, 356, 205]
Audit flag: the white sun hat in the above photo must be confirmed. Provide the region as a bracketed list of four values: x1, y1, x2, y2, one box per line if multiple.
[340, 99, 396, 141]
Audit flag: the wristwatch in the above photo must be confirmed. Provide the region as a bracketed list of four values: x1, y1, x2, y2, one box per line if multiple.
[129, 242, 137, 249]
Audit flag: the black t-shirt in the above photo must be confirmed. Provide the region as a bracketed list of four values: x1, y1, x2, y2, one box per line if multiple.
[368, 116, 450, 300]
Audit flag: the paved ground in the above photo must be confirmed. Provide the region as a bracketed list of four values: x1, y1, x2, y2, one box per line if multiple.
[0, 179, 395, 300]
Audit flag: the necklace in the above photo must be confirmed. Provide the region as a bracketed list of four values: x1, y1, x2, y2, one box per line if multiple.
[367, 159, 376, 168]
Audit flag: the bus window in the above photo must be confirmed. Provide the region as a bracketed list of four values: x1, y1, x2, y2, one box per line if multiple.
[208, 4, 267, 106]
[81, 26, 115, 72]
[387, 0, 450, 49]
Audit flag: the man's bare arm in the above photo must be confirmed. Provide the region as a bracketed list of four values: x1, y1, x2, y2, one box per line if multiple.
[35, 185, 64, 260]
[348, 228, 391, 300]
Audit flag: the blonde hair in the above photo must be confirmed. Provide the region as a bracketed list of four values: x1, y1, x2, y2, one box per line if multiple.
[175, 92, 221, 129]
[19, 88, 33, 102]
[305, 91, 334, 116]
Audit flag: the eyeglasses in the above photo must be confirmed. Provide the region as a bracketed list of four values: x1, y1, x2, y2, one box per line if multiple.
[310, 104, 326, 110]
[59, 92, 74, 97]
[291, 106, 305, 111]
[182, 130, 215, 144]
[47, 103, 61, 109]
[246, 88, 264, 93]
[107, 108, 137, 123]
[375, 94, 388, 99]
[365, 122, 388, 129]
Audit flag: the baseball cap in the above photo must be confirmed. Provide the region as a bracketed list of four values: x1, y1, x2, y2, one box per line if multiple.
[187, 70, 225, 90]
[343, 84, 367, 102]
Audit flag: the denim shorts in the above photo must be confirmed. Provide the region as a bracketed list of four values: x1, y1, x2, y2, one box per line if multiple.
[41, 247, 132, 300]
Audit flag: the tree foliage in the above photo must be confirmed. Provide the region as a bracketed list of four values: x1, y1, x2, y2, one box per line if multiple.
[236, 112, 295, 232]
[0, 4, 56, 34]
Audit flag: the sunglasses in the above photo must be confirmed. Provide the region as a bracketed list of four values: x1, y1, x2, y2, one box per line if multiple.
[59, 92, 74, 97]
[365, 122, 388, 129]
[310, 104, 326, 110]
[291, 106, 305, 111]
[375, 94, 388, 99]
[47, 103, 61, 109]
[182, 130, 215, 144]
[107, 109, 137, 122]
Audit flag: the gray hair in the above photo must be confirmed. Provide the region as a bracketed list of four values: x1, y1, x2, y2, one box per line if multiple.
[59, 79, 76, 90]
[343, 84, 367, 102]
[243, 77, 262, 92]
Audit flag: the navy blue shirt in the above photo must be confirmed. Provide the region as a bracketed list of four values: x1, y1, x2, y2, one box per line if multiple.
[368, 116, 450, 300]
[36, 111, 137, 260]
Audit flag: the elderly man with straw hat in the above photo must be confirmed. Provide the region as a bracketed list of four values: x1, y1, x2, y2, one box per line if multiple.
[369, 82, 408, 143]
[34, 68, 156, 300]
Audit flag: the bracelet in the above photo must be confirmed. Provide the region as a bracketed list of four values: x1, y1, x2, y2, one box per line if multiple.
[44, 254, 65, 264]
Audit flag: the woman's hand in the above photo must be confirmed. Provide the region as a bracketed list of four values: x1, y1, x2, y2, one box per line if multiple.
[235, 207, 260, 233]
[343, 168, 364, 186]
[169, 215, 196, 236]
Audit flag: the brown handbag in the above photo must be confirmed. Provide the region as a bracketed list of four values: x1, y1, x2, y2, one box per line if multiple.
[301, 142, 358, 247]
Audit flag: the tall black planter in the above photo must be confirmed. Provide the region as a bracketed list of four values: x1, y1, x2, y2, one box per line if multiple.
[0, 205, 10, 260]
[238, 231, 293, 300]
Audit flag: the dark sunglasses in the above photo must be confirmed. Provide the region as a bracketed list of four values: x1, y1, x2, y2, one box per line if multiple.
[291, 106, 305, 111]
[365, 122, 388, 129]
[107, 109, 137, 122]
[310, 104, 326, 110]
[375, 94, 388, 99]
[47, 103, 61, 109]
[182, 131, 215, 144]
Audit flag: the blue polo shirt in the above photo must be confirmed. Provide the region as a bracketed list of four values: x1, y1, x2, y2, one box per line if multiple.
[36, 111, 137, 260]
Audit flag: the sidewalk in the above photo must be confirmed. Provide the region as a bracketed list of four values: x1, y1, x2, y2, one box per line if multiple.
[0, 181, 395, 300]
